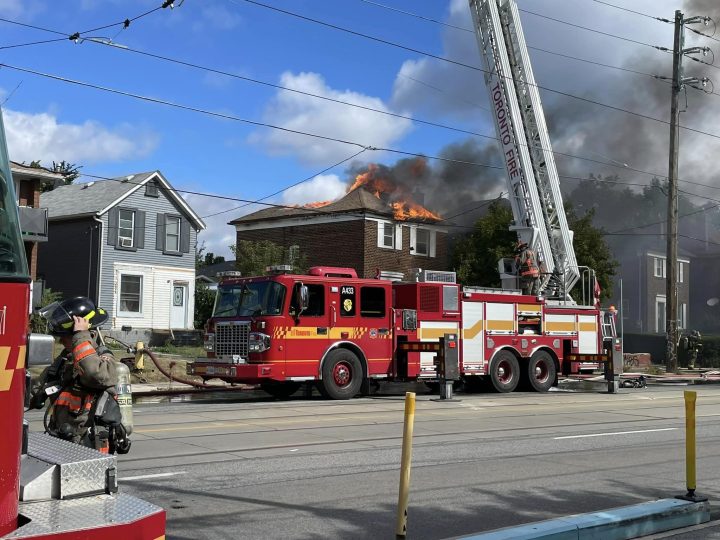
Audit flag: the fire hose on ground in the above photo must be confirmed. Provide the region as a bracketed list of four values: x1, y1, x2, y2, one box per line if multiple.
[101, 333, 225, 390]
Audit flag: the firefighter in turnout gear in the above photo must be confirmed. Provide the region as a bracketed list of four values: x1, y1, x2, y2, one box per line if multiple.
[515, 240, 540, 296]
[687, 330, 703, 370]
[30, 297, 129, 452]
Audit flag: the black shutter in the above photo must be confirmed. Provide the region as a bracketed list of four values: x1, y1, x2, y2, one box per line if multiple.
[135, 210, 145, 249]
[156, 213, 166, 251]
[107, 207, 118, 246]
[180, 218, 191, 253]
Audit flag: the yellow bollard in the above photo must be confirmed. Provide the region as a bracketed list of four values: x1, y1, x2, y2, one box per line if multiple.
[134, 341, 145, 371]
[684, 390, 697, 498]
[395, 392, 416, 539]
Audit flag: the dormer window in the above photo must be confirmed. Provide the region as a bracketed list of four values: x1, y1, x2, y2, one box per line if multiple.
[145, 181, 159, 197]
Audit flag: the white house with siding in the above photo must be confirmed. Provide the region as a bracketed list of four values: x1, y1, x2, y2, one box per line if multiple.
[39, 171, 206, 333]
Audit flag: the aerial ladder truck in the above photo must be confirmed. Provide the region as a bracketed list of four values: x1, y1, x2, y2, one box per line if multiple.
[469, 0, 581, 301]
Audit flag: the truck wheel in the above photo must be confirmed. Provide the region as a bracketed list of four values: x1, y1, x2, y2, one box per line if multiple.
[490, 351, 520, 393]
[527, 351, 556, 392]
[260, 381, 301, 399]
[321, 349, 363, 400]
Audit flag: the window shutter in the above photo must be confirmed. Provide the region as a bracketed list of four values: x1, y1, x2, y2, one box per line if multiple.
[409, 227, 416, 254]
[155, 213, 166, 251]
[106, 207, 118, 246]
[180, 218, 191, 253]
[394, 224, 402, 250]
[429, 230, 436, 258]
[135, 210, 145, 249]
[376, 221, 384, 248]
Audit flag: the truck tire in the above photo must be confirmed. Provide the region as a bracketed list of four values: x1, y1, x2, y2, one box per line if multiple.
[527, 351, 556, 392]
[489, 351, 520, 393]
[320, 349, 363, 400]
[260, 381, 301, 399]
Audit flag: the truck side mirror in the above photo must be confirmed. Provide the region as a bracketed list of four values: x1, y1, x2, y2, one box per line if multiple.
[296, 284, 309, 316]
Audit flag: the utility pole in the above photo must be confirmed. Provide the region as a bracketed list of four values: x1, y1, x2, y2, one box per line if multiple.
[665, 10, 682, 373]
[665, 11, 712, 373]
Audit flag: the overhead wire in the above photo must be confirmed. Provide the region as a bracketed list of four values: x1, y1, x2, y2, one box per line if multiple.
[228, 0, 720, 142]
[587, 0, 671, 23]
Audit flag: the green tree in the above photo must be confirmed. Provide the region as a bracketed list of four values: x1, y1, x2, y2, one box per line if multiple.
[194, 282, 215, 329]
[231, 240, 308, 276]
[30, 288, 63, 334]
[31, 160, 82, 192]
[452, 201, 516, 287]
[565, 204, 618, 303]
[451, 200, 618, 302]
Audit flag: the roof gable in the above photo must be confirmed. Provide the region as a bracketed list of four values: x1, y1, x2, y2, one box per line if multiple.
[230, 186, 405, 225]
[41, 171, 206, 230]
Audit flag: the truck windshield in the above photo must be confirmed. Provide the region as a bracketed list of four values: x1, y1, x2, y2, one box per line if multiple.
[0, 111, 29, 279]
[213, 281, 286, 318]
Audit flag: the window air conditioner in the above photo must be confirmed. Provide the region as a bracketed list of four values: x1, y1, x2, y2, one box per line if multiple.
[120, 237, 133, 248]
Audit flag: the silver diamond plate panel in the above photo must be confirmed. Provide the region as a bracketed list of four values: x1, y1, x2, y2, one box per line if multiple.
[27, 433, 115, 498]
[7, 494, 163, 538]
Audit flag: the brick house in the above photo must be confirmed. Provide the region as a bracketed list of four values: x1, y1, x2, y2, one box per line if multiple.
[610, 247, 690, 334]
[230, 187, 449, 278]
[11, 162, 64, 304]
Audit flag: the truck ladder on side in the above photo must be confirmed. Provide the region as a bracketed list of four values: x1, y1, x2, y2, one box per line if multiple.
[469, 0, 579, 300]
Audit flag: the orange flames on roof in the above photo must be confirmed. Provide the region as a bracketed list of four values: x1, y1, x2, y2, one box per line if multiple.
[302, 200, 332, 208]
[347, 162, 441, 221]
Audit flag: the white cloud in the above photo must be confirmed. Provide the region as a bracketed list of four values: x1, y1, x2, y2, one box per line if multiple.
[280, 174, 346, 206]
[182, 192, 241, 259]
[4, 108, 158, 164]
[251, 71, 412, 166]
[0, 0, 42, 18]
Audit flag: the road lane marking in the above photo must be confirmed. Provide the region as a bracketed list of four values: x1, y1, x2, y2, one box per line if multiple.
[122, 472, 187, 481]
[554, 428, 677, 440]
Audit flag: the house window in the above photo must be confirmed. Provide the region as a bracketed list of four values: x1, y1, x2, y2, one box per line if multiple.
[165, 216, 181, 253]
[415, 228, 430, 256]
[376, 221, 395, 249]
[145, 181, 158, 197]
[655, 296, 666, 334]
[653, 257, 665, 278]
[119, 275, 142, 314]
[360, 287, 386, 318]
[678, 262, 684, 283]
[680, 303, 687, 330]
[118, 209, 135, 248]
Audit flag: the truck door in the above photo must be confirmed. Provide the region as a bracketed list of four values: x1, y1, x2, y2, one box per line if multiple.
[332, 283, 392, 377]
[286, 282, 330, 378]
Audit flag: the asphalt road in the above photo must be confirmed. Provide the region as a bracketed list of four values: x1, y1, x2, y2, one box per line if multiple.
[25, 385, 720, 540]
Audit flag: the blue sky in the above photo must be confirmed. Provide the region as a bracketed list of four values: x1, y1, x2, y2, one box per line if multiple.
[1, 0, 717, 257]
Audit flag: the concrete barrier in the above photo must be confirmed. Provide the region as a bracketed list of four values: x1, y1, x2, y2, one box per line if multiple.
[450, 498, 710, 540]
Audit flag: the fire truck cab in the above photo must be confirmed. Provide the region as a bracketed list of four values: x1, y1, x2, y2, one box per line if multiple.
[189, 266, 614, 398]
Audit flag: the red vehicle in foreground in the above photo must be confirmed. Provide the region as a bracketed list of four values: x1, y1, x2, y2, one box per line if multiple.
[188, 266, 618, 399]
[0, 112, 164, 538]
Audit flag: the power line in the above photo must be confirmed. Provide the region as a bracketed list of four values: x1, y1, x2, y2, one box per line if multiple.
[229, 0, 720, 142]
[0, 37, 67, 50]
[517, 7, 668, 50]
[201, 148, 369, 219]
[588, 0, 671, 23]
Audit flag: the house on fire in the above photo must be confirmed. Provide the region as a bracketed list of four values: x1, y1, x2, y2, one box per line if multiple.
[38, 171, 206, 335]
[229, 186, 449, 279]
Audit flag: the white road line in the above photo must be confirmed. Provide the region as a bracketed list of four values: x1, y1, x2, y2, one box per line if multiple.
[122, 472, 187, 481]
[554, 428, 677, 440]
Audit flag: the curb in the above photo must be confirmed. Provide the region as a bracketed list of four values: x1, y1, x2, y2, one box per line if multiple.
[449, 499, 710, 540]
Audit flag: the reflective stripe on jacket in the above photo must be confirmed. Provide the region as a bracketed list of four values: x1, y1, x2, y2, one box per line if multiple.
[516, 248, 540, 278]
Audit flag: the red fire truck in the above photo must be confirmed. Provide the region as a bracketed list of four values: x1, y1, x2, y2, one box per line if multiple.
[188, 266, 616, 399]
[0, 113, 164, 537]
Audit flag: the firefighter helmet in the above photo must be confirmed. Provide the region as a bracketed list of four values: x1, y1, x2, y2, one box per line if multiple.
[41, 297, 108, 335]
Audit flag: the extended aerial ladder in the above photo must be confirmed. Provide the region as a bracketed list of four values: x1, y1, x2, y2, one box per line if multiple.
[469, 0, 580, 300]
